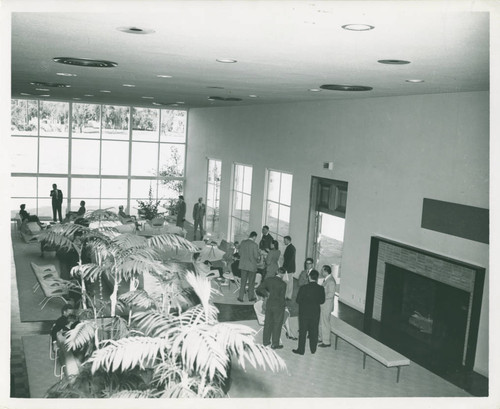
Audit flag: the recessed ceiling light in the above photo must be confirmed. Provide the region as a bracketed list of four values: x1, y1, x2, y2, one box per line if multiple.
[73, 97, 81, 100]
[342, 24, 375, 31]
[142, 96, 154, 99]
[378, 59, 411, 65]
[320, 84, 373, 91]
[157, 74, 172, 78]
[39, 94, 50, 97]
[20, 93, 31, 96]
[309, 88, 322, 92]
[100, 90, 111, 93]
[84, 94, 94, 97]
[175, 101, 185, 104]
[54, 57, 118, 68]
[248, 95, 258, 98]
[152, 102, 161, 106]
[405, 79, 425, 83]
[122, 84, 136, 87]
[208, 96, 242, 101]
[35, 88, 50, 91]
[56, 72, 77, 77]
[30, 81, 71, 88]
[117, 26, 155, 35]
[216, 58, 237, 63]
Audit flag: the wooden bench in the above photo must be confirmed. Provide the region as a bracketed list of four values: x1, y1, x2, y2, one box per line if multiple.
[330, 314, 410, 382]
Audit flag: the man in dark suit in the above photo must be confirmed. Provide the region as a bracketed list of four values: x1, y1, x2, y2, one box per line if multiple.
[256, 268, 287, 349]
[282, 235, 296, 299]
[259, 225, 273, 253]
[293, 269, 325, 355]
[50, 183, 63, 222]
[192, 197, 206, 240]
[176, 195, 186, 228]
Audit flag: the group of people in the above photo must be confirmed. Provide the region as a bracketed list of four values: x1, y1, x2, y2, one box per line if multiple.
[237, 227, 337, 354]
[174, 195, 207, 241]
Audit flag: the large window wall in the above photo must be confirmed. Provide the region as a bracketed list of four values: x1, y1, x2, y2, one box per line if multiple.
[11, 99, 187, 218]
[230, 163, 252, 243]
[264, 170, 293, 247]
[206, 159, 221, 236]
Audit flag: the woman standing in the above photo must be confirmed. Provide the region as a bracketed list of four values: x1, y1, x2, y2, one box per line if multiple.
[265, 240, 281, 278]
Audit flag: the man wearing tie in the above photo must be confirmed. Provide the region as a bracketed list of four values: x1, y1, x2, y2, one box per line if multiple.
[176, 195, 186, 228]
[282, 235, 296, 299]
[50, 183, 63, 223]
[318, 265, 337, 347]
[192, 197, 206, 240]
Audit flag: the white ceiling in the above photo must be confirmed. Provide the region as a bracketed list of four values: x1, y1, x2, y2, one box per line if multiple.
[9, 1, 491, 109]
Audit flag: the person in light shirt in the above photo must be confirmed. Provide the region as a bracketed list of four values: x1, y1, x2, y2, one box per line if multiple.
[318, 265, 337, 347]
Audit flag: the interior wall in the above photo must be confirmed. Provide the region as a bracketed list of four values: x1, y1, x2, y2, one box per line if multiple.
[184, 91, 489, 375]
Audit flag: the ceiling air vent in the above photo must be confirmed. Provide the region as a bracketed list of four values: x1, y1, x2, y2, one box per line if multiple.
[320, 84, 373, 91]
[53, 57, 118, 68]
[30, 81, 71, 88]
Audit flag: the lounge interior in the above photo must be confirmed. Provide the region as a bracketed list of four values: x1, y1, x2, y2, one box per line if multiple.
[3, 1, 497, 407]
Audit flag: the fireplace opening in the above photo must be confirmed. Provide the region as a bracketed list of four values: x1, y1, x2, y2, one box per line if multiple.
[380, 263, 470, 372]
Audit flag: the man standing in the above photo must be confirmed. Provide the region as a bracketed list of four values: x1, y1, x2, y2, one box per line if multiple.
[238, 231, 261, 302]
[318, 265, 337, 348]
[293, 270, 325, 355]
[282, 235, 296, 299]
[294, 257, 314, 288]
[256, 268, 287, 349]
[259, 225, 273, 253]
[50, 183, 63, 223]
[176, 195, 186, 228]
[192, 197, 206, 240]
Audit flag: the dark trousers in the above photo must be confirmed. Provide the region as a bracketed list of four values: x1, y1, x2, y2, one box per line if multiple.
[263, 306, 285, 347]
[52, 202, 62, 222]
[297, 313, 320, 354]
[193, 218, 204, 240]
[239, 269, 256, 301]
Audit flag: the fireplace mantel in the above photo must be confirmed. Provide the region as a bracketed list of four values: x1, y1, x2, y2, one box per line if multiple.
[364, 236, 485, 370]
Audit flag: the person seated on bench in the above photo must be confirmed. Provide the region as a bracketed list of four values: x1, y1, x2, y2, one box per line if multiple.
[64, 200, 86, 223]
[231, 252, 241, 278]
[50, 304, 77, 344]
[193, 252, 222, 278]
[19, 204, 43, 227]
[118, 205, 137, 224]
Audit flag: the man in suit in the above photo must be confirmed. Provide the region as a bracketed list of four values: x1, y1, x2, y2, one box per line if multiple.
[192, 197, 206, 240]
[293, 269, 325, 355]
[318, 265, 337, 347]
[176, 195, 186, 228]
[256, 268, 287, 349]
[238, 231, 261, 302]
[294, 257, 314, 287]
[259, 225, 274, 253]
[282, 235, 296, 299]
[50, 183, 63, 222]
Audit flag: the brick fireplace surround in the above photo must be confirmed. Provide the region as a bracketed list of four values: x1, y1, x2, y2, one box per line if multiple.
[363, 236, 485, 370]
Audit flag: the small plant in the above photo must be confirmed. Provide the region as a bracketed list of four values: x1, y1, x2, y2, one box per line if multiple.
[137, 186, 161, 220]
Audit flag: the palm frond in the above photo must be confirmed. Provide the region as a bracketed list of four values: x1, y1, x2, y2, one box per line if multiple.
[147, 233, 199, 252]
[89, 336, 169, 373]
[70, 263, 105, 281]
[184, 271, 214, 314]
[117, 258, 168, 281]
[132, 310, 176, 338]
[103, 315, 131, 340]
[212, 322, 287, 373]
[108, 389, 159, 399]
[169, 325, 229, 382]
[65, 320, 97, 351]
[37, 228, 76, 251]
[119, 290, 157, 310]
[112, 233, 148, 249]
[86, 208, 120, 222]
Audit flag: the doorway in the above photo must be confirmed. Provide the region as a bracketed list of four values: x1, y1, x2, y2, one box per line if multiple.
[307, 177, 348, 282]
